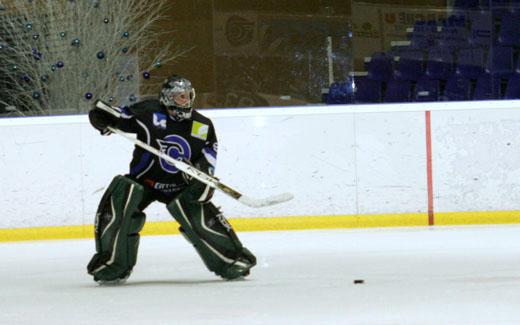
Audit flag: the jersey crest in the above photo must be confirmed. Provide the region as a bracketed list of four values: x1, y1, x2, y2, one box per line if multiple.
[156, 135, 192, 174]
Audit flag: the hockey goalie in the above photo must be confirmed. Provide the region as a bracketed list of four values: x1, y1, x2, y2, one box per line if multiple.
[86, 75, 256, 284]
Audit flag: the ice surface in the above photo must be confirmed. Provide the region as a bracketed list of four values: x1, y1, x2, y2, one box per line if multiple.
[1, 226, 519, 324]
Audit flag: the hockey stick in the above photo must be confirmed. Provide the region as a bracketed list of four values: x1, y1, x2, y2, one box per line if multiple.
[94, 100, 293, 208]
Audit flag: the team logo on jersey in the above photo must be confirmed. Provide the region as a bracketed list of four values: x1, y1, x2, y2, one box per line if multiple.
[156, 135, 191, 174]
[153, 113, 167, 129]
[191, 121, 209, 140]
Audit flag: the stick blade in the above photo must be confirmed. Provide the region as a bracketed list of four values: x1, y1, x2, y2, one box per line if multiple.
[238, 192, 294, 208]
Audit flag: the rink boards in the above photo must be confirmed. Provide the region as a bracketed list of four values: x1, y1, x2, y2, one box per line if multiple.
[1, 100, 520, 241]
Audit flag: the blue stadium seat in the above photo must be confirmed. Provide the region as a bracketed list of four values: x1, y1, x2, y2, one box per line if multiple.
[455, 48, 485, 79]
[492, 0, 511, 7]
[473, 73, 501, 99]
[491, 3, 512, 25]
[414, 78, 440, 102]
[454, 0, 479, 9]
[444, 12, 468, 26]
[504, 74, 520, 99]
[485, 46, 514, 78]
[408, 20, 438, 49]
[366, 52, 394, 81]
[497, 11, 520, 46]
[354, 78, 382, 103]
[394, 50, 425, 81]
[384, 79, 412, 102]
[443, 75, 471, 100]
[479, 0, 489, 9]
[467, 10, 493, 47]
[327, 82, 354, 104]
[480, 0, 511, 9]
[437, 15, 468, 49]
[425, 49, 454, 80]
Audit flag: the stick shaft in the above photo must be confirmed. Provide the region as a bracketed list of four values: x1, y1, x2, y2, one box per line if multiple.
[95, 100, 293, 208]
[107, 126, 243, 200]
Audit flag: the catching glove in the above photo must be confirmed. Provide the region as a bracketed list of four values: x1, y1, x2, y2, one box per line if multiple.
[89, 108, 117, 135]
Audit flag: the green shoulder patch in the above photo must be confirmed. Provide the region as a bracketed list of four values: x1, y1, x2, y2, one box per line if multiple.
[191, 120, 209, 140]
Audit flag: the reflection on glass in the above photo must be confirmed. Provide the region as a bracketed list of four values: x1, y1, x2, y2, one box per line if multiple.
[332, 0, 516, 105]
[204, 0, 518, 107]
[3, 0, 520, 115]
[209, 2, 350, 108]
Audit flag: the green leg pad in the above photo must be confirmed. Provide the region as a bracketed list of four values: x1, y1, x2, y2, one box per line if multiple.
[167, 192, 256, 279]
[87, 175, 146, 282]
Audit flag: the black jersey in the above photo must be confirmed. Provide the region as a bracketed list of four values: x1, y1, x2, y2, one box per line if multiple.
[114, 99, 217, 197]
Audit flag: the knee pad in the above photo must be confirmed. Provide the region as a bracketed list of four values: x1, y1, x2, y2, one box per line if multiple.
[167, 193, 256, 280]
[87, 175, 146, 282]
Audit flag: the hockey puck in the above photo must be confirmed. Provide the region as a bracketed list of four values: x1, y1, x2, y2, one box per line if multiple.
[353, 279, 364, 284]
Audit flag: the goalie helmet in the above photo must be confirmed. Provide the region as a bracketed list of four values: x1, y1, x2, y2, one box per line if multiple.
[159, 75, 196, 120]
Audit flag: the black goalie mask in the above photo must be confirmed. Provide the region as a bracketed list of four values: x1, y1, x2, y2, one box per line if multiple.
[159, 75, 196, 120]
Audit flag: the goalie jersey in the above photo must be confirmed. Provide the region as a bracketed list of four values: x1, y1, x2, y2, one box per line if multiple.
[113, 99, 218, 199]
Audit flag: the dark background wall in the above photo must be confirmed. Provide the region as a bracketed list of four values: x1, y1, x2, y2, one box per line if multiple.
[150, 0, 353, 108]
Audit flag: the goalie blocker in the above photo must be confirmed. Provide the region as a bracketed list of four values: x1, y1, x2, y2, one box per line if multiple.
[87, 175, 256, 283]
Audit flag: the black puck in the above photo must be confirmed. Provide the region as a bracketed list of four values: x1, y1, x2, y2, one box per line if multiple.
[353, 279, 364, 284]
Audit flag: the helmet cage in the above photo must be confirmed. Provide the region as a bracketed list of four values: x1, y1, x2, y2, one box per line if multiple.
[159, 77, 196, 119]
